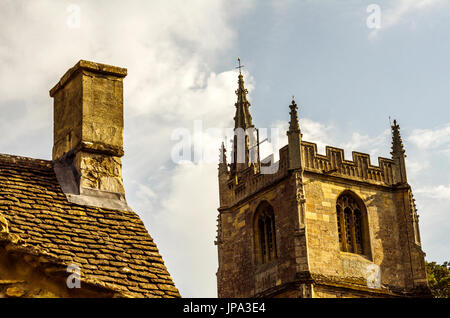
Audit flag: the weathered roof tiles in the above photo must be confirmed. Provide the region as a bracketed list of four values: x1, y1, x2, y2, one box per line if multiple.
[0, 153, 179, 298]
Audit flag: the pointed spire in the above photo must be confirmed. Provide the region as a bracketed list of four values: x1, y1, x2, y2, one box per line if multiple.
[219, 141, 228, 175]
[288, 97, 300, 133]
[391, 119, 405, 158]
[409, 191, 421, 245]
[234, 58, 253, 130]
[219, 142, 227, 166]
[287, 97, 303, 171]
[390, 119, 408, 184]
[230, 58, 258, 175]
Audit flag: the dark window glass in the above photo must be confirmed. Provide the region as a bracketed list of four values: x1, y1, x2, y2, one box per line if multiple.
[254, 203, 277, 264]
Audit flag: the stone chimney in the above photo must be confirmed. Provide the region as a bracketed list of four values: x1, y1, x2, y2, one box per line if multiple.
[50, 60, 130, 210]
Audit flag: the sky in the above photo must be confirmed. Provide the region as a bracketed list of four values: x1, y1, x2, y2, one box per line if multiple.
[0, 0, 449, 297]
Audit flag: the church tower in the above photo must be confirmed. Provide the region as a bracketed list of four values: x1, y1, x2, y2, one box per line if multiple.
[215, 63, 430, 298]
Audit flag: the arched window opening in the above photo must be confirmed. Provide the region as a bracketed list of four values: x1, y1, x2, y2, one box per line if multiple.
[336, 193, 370, 257]
[254, 202, 277, 265]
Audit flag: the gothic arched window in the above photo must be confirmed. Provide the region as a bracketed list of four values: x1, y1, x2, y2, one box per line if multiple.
[336, 192, 371, 257]
[254, 202, 277, 265]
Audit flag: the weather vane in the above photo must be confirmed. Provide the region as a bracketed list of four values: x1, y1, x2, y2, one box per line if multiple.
[236, 57, 244, 74]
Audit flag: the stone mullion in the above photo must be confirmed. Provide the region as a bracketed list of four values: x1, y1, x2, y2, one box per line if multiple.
[260, 219, 266, 264]
[354, 211, 363, 254]
[341, 208, 349, 252]
[255, 222, 260, 264]
[337, 206, 345, 251]
[344, 208, 354, 253]
[270, 216, 276, 260]
[350, 208, 357, 254]
[342, 208, 347, 251]
[258, 219, 265, 264]
[263, 217, 269, 264]
[339, 207, 345, 252]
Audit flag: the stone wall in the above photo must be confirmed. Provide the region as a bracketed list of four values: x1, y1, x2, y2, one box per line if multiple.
[0, 242, 117, 298]
[302, 171, 429, 296]
[311, 284, 395, 298]
[217, 176, 301, 298]
[217, 137, 430, 297]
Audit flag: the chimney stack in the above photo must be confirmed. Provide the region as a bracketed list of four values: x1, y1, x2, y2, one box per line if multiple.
[50, 60, 129, 210]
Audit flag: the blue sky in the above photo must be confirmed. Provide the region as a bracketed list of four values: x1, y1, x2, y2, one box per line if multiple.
[0, 0, 448, 297]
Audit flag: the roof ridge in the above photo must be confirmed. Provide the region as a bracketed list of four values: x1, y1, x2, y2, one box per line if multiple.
[0, 153, 52, 165]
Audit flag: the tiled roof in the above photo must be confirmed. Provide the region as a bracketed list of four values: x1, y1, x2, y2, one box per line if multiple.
[0, 154, 179, 298]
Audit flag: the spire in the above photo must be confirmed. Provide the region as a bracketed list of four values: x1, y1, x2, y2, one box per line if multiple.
[390, 119, 408, 184]
[288, 97, 301, 133]
[391, 119, 405, 158]
[287, 97, 302, 171]
[409, 191, 421, 245]
[220, 142, 227, 166]
[233, 58, 253, 130]
[230, 58, 259, 174]
[218, 141, 228, 175]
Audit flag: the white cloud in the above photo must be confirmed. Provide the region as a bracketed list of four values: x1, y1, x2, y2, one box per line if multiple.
[368, 0, 447, 38]
[340, 129, 391, 161]
[301, 118, 335, 155]
[0, 0, 254, 297]
[412, 184, 450, 264]
[258, 118, 336, 163]
[261, 118, 391, 166]
[415, 184, 450, 200]
[408, 124, 450, 151]
[155, 161, 220, 297]
[405, 158, 430, 181]
[383, 0, 444, 28]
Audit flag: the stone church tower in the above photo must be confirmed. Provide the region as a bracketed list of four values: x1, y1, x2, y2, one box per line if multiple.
[216, 70, 431, 298]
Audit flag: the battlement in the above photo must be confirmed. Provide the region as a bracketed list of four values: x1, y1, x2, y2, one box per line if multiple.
[221, 140, 398, 208]
[301, 141, 395, 186]
[222, 146, 290, 207]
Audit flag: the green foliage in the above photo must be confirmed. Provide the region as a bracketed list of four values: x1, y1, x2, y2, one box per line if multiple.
[426, 261, 450, 298]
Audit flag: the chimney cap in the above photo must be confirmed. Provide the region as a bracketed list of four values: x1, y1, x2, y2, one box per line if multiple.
[49, 60, 127, 97]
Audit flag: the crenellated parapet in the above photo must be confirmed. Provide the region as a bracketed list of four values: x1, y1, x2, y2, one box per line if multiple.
[219, 138, 400, 209]
[220, 146, 291, 208]
[301, 141, 396, 186]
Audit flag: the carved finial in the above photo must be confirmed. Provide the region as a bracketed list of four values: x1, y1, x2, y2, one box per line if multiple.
[287, 98, 303, 171]
[288, 98, 300, 133]
[219, 142, 227, 165]
[391, 119, 405, 158]
[391, 119, 408, 184]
